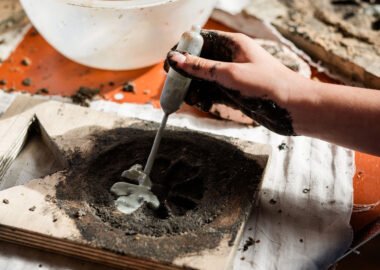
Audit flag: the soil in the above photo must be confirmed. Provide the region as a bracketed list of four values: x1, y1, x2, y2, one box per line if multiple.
[269, 199, 277, 205]
[21, 57, 31, 66]
[243, 237, 255, 252]
[278, 143, 288, 151]
[54, 125, 263, 262]
[70, 86, 100, 107]
[35, 88, 49, 95]
[122, 81, 135, 93]
[22, 78, 31, 86]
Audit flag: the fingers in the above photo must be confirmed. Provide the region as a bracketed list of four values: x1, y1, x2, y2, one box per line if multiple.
[167, 51, 233, 83]
[164, 30, 252, 73]
[163, 43, 179, 72]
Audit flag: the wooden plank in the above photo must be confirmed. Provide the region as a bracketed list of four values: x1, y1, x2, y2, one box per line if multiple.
[0, 226, 181, 270]
[0, 96, 271, 270]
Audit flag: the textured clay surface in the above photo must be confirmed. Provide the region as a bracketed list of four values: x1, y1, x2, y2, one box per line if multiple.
[54, 125, 264, 262]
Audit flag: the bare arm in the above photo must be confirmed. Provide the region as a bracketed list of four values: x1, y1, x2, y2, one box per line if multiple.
[166, 30, 380, 156]
[289, 78, 380, 155]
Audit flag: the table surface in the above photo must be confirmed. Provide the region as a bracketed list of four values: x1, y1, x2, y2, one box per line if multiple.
[0, 20, 379, 233]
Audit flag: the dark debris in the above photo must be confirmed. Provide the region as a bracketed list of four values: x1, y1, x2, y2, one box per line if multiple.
[243, 237, 255, 252]
[21, 57, 31, 66]
[122, 81, 135, 93]
[22, 78, 32, 86]
[303, 188, 311, 194]
[35, 88, 49, 95]
[71, 86, 100, 107]
[278, 143, 289, 151]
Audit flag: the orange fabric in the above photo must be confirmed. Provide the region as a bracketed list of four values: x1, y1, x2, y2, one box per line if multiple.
[0, 20, 378, 231]
[351, 153, 380, 231]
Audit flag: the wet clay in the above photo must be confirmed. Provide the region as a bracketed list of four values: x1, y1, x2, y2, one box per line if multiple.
[54, 126, 263, 262]
[199, 30, 239, 62]
[223, 90, 296, 136]
[164, 30, 238, 72]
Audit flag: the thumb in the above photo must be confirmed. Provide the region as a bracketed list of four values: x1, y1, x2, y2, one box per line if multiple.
[167, 51, 231, 82]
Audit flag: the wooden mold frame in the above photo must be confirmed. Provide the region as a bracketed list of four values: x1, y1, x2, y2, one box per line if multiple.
[0, 96, 271, 270]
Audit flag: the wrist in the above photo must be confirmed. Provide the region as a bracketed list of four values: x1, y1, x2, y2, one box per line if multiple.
[286, 75, 321, 136]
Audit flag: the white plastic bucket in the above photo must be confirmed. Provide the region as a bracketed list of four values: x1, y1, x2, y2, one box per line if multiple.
[20, 0, 217, 70]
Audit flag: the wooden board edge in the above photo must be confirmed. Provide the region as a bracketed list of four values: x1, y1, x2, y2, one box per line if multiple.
[0, 225, 183, 270]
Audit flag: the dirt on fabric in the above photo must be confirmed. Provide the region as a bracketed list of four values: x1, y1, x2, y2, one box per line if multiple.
[54, 125, 264, 262]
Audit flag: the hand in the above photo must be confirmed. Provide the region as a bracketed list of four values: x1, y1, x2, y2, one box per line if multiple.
[165, 30, 305, 136]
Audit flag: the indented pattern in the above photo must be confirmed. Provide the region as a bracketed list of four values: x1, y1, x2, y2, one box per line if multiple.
[56, 128, 263, 238]
[149, 157, 203, 217]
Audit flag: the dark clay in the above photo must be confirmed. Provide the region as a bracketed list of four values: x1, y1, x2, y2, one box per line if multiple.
[243, 237, 255, 252]
[163, 30, 238, 72]
[122, 81, 135, 93]
[70, 86, 100, 107]
[199, 30, 239, 62]
[22, 78, 31, 86]
[55, 126, 263, 262]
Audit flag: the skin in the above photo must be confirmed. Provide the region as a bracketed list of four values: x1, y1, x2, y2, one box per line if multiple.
[166, 30, 380, 156]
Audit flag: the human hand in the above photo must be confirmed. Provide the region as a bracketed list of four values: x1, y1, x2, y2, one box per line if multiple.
[165, 30, 306, 136]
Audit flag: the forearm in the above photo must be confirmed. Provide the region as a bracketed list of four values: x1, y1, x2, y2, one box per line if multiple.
[289, 77, 380, 155]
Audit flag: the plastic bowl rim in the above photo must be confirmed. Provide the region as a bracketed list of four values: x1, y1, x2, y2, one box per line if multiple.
[61, 0, 183, 9]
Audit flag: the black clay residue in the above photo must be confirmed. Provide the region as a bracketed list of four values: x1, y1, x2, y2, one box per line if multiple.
[71, 86, 100, 107]
[184, 81, 296, 136]
[55, 127, 263, 262]
[225, 90, 296, 136]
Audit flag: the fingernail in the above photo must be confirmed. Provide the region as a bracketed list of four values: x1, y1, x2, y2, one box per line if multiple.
[168, 51, 186, 64]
